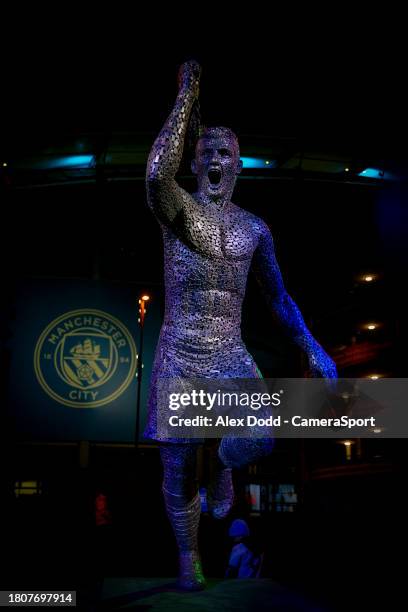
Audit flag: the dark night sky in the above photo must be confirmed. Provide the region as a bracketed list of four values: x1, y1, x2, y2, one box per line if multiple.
[1, 12, 406, 156]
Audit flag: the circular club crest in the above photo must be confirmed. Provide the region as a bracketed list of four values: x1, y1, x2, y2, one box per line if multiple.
[34, 309, 137, 408]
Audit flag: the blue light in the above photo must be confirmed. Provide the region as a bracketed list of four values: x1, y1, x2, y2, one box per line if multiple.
[42, 155, 94, 169]
[241, 157, 276, 169]
[358, 167, 393, 180]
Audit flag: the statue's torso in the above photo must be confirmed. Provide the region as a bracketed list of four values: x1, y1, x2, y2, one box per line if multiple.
[161, 202, 262, 336]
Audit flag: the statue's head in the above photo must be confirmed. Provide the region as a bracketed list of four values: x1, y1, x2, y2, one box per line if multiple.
[191, 127, 243, 203]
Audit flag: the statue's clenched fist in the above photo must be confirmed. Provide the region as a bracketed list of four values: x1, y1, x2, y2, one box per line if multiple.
[178, 60, 201, 98]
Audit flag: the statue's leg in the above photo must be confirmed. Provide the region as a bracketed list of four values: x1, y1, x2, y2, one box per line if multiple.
[218, 437, 275, 469]
[206, 446, 234, 520]
[160, 443, 205, 591]
[218, 358, 274, 469]
[206, 439, 274, 518]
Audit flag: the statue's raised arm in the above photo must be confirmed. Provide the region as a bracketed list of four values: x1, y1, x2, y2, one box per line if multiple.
[146, 61, 201, 228]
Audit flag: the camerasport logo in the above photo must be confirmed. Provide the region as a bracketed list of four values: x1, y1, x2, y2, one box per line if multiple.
[34, 309, 137, 408]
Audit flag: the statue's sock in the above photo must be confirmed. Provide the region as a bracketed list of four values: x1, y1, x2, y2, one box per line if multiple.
[162, 488, 205, 590]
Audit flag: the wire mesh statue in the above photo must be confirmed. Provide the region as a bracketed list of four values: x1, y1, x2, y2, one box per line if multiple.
[144, 61, 337, 590]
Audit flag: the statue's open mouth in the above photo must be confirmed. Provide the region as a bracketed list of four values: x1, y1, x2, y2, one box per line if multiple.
[208, 168, 222, 186]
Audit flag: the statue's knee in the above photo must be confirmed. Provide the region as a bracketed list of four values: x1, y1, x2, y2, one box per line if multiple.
[218, 437, 275, 469]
